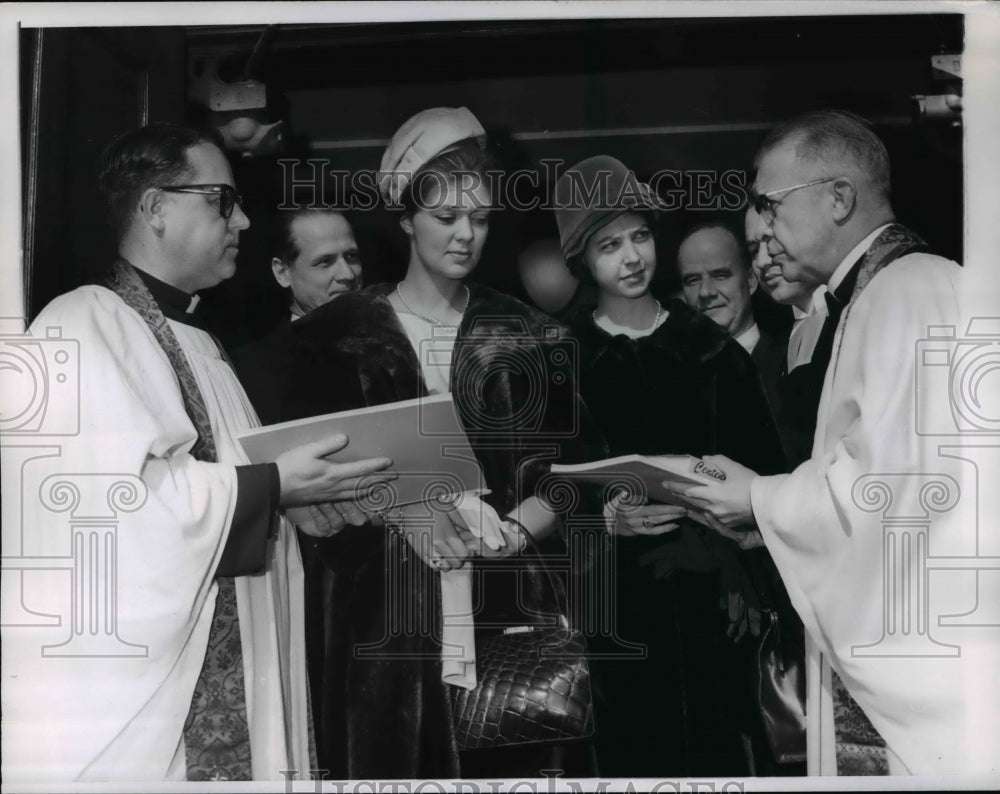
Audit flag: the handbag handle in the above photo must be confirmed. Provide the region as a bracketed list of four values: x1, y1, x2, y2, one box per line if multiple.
[505, 515, 573, 627]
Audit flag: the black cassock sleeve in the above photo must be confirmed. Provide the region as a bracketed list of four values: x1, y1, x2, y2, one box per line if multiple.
[215, 462, 280, 577]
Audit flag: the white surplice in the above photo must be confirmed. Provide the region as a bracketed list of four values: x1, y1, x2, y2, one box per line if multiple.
[2, 286, 311, 782]
[751, 252, 999, 774]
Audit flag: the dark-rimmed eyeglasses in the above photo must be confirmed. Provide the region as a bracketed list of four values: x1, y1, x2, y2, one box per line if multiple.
[750, 176, 840, 222]
[158, 184, 243, 219]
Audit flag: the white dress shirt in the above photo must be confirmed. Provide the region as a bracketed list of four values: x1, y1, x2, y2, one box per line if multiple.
[787, 285, 828, 372]
[734, 321, 760, 354]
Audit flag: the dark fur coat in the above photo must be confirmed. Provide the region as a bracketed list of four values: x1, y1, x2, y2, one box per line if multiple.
[280, 283, 602, 779]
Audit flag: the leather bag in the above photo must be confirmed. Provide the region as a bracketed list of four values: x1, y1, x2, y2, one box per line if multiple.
[451, 549, 594, 750]
[754, 608, 807, 764]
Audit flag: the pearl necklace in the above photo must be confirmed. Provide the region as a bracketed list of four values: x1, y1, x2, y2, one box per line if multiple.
[395, 283, 470, 326]
[593, 301, 663, 334]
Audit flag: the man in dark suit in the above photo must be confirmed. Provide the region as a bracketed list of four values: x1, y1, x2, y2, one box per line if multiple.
[232, 206, 367, 774]
[744, 207, 826, 467]
[676, 218, 801, 775]
[234, 207, 362, 425]
[677, 220, 788, 420]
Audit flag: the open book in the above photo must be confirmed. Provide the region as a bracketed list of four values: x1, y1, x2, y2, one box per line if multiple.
[237, 394, 487, 509]
[550, 454, 726, 526]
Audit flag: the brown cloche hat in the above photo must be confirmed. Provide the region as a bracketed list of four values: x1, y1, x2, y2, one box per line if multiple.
[553, 155, 666, 261]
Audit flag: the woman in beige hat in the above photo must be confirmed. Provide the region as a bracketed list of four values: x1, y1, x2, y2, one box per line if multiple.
[554, 156, 789, 776]
[280, 108, 599, 779]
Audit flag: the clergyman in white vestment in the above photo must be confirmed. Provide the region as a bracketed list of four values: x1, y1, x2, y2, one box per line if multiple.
[672, 110, 998, 776]
[1, 124, 393, 783]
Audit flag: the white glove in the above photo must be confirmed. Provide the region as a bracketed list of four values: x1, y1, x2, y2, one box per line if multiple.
[450, 493, 507, 551]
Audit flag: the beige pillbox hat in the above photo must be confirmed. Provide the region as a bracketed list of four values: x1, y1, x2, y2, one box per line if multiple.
[378, 107, 486, 206]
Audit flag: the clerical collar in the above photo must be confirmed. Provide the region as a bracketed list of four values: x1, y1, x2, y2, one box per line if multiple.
[735, 322, 760, 354]
[133, 267, 203, 326]
[828, 224, 892, 296]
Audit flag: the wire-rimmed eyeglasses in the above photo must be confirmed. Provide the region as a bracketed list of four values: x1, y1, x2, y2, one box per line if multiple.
[750, 176, 840, 222]
[158, 184, 243, 219]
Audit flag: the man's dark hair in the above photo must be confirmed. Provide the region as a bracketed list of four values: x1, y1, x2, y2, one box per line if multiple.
[98, 123, 225, 242]
[271, 207, 352, 265]
[754, 109, 891, 201]
[400, 139, 499, 216]
[676, 219, 750, 270]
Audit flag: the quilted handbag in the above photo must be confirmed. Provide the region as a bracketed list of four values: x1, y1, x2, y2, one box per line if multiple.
[754, 608, 807, 764]
[451, 555, 594, 750]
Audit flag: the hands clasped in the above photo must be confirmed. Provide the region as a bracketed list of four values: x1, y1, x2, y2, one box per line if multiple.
[384, 494, 525, 571]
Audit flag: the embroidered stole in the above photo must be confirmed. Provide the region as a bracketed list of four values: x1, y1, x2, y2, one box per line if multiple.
[830, 224, 928, 380]
[104, 259, 252, 781]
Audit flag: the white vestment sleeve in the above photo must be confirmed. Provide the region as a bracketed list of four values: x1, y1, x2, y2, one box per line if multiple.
[751, 256, 997, 774]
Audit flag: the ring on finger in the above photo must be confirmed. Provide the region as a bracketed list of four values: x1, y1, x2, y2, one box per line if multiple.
[642, 516, 652, 528]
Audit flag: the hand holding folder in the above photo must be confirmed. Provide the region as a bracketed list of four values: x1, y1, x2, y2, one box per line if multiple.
[238, 394, 488, 509]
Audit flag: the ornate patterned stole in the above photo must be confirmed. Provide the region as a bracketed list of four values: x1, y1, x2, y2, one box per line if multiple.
[831, 224, 928, 379]
[848, 223, 929, 302]
[104, 259, 252, 781]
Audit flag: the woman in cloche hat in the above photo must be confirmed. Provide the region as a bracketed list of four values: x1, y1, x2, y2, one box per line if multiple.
[554, 156, 788, 776]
